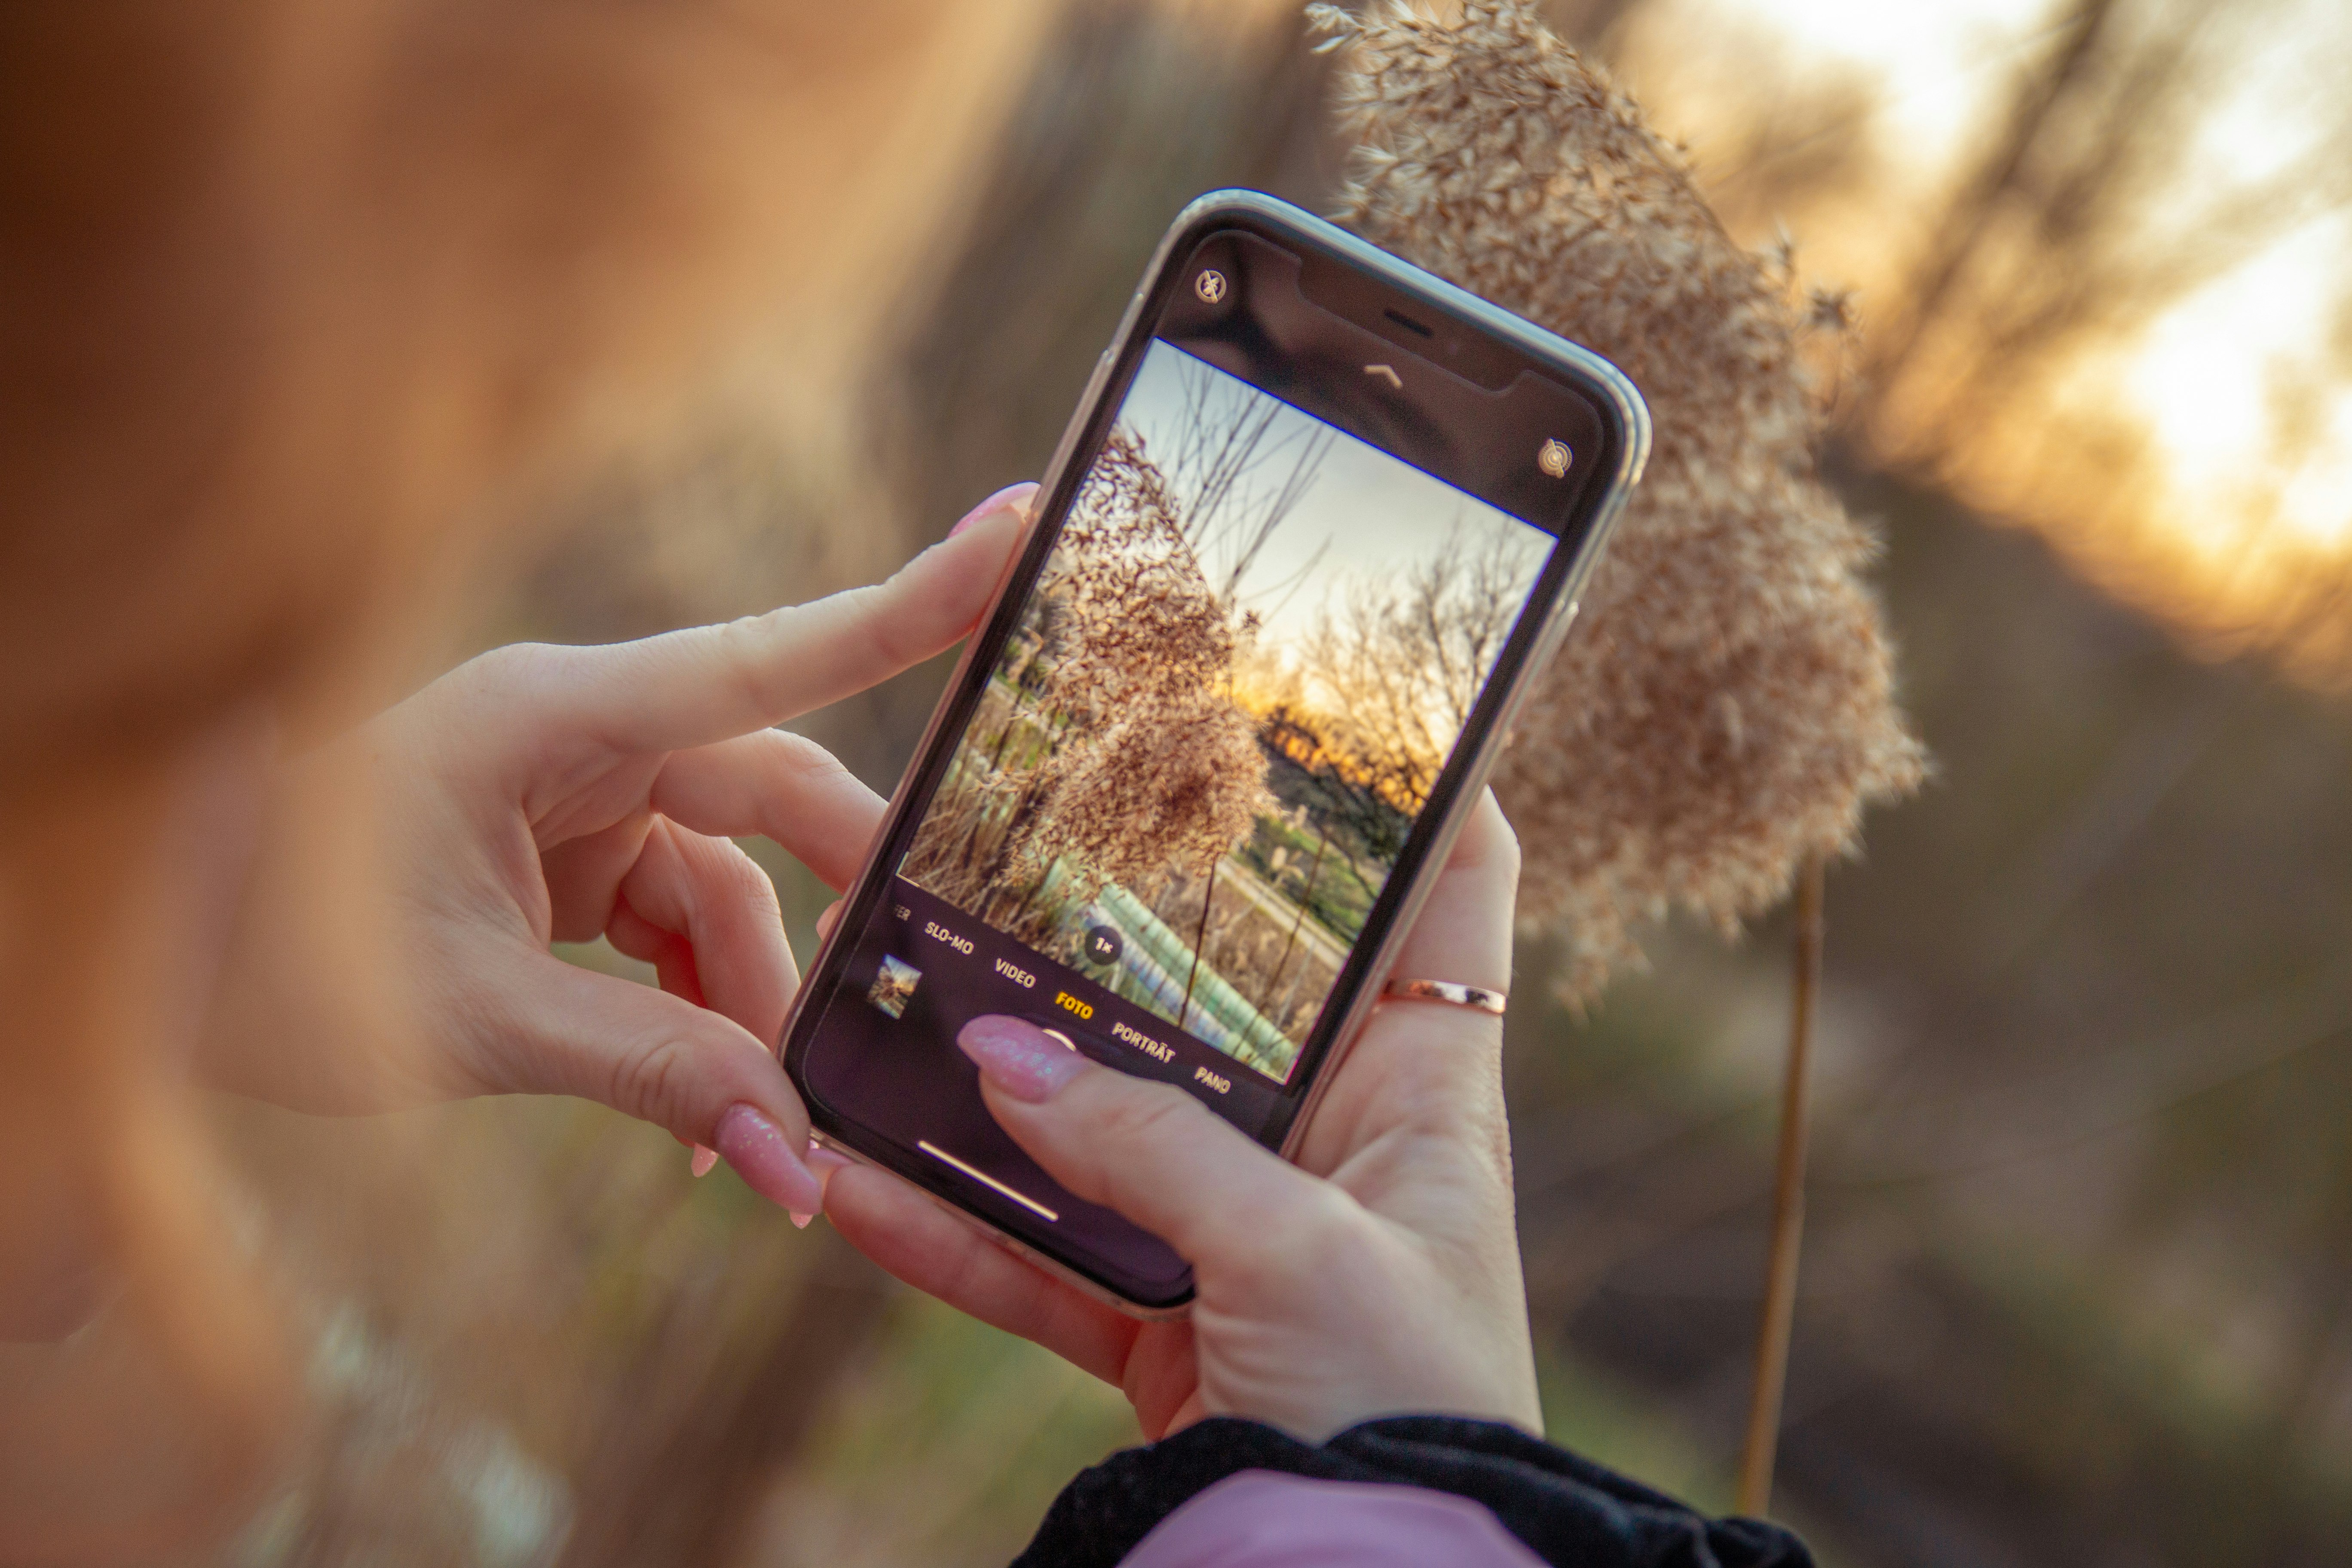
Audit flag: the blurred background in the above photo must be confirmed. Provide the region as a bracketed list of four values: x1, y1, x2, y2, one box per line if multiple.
[211, 1, 2352, 1563]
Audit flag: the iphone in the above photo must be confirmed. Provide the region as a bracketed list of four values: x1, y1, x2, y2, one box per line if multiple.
[782, 191, 1649, 1313]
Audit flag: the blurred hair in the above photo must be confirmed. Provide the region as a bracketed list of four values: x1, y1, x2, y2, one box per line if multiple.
[3, 0, 950, 777]
[0, 0, 1025, 1551]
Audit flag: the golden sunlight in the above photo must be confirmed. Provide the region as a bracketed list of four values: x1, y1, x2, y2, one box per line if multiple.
[1624, 0, 2352, 680]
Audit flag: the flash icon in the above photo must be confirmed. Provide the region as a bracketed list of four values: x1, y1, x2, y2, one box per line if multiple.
[1537, 438, 1573, 478]
[1194, 269, 1228, 304]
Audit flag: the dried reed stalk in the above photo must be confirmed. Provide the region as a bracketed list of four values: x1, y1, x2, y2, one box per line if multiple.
[1736, 853, 1825, 1517]
[1311, 0, 1927, 1517]
[1311, 0, 1926, 999]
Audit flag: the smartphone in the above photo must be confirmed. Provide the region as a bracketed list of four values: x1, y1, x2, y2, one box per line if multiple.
[782, 191, 1649, 1314]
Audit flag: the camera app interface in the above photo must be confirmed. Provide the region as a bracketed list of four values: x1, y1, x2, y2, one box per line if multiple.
[804, 336, 1559, 1289]
[906, 340, 1550, 1083]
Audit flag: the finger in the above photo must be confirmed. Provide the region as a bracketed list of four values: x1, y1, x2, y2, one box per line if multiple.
[1125, 1323, 1206, 1442]
[545, 490, 1030, 758]
[475, 949, 823, 1213]
[821, 1160, 1139, 1384]
[651, 729, 885, 891]
[608, 818, 796, 1047]
[542, 813, 655, 943]
[1345, 790, 1519, 1084]
[607, 900, 706, 1006]
[1297, 791, 1519, 1181]
[815, 899, 845, 942]
[1381, 789, 1519, 997]
[954, 1015, 1328, 1262]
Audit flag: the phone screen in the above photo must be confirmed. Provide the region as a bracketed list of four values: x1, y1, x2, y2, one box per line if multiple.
[790, 218, 1623, 1305]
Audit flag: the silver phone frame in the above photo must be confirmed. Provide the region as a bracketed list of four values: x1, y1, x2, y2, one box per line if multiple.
[792, 190, 1651, 1319]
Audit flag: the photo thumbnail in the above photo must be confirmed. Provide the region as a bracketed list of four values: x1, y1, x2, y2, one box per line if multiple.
[867, 955, 922, 1019]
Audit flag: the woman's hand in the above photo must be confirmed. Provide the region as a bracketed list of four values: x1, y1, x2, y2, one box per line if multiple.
[197, 488, 1032, 1216]
[821, 791, 1543, 1442]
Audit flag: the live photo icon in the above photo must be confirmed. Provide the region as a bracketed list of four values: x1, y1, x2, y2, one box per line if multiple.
[1537, 438, 1573, 478]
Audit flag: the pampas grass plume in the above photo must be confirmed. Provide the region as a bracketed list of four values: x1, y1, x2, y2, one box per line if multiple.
[1311, 0, 1926, 998]
[1012, 429, 1275, 897]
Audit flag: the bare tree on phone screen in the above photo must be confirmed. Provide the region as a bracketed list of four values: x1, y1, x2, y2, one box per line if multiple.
[1158, 352, 1336, 606]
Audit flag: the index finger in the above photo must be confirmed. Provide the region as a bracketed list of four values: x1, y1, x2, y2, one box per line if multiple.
[651, 729, 885, 891]
[557, 490, 1031, 757]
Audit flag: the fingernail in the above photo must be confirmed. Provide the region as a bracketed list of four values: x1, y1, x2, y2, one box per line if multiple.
[714, 1103, 825, 1214]
[690, 1144, 718, 1179]
[957, 1014, 1086, 1103]
[948, 482, 1038, 538]
[790, 1211, 815, 1230]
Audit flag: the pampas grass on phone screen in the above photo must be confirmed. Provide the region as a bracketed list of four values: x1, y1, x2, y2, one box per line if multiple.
[1010, 429, 1274, 900]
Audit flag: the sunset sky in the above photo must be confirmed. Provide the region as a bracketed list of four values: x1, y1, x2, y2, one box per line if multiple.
[1675, 0, 2352, 564]
[1113, 340, 1551, 655]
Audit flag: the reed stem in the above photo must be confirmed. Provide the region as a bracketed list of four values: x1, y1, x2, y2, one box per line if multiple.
[1736, 854, 1825, 1518]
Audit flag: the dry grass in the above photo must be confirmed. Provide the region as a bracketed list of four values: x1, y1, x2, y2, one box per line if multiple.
[906, 429, 1272, 918]
[1012, 432, 1274, 895]
[1312, 0, 1926, 998]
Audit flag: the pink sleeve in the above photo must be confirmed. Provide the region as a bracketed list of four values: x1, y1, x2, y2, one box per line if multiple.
[1116, 1469, 1548, 1568]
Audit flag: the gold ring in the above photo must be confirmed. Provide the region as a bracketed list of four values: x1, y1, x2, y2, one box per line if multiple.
[1383, 978, 1507, 1016]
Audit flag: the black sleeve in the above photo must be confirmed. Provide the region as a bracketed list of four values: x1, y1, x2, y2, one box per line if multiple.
[1012, 1415, 1813, 1568]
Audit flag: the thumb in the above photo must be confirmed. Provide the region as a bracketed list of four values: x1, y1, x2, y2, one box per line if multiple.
[475, 950, 824, 1215]
[955, 1015, 1323, 1262]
